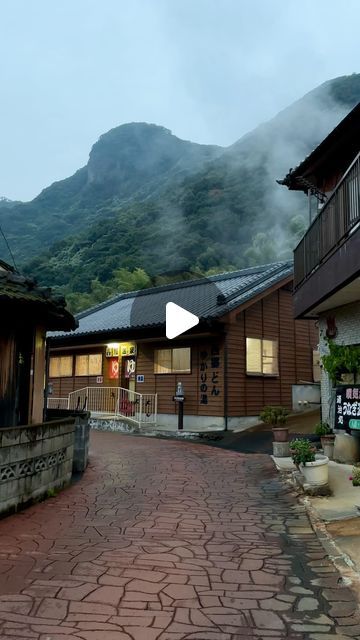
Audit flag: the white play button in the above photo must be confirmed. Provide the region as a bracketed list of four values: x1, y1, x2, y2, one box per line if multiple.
[166, 302, 199, 339]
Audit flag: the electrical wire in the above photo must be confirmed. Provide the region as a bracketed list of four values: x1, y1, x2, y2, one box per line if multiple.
[0, 223, 18, 271]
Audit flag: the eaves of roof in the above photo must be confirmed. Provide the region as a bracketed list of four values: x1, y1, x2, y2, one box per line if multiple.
[278, 102, 360, 190]
[48, 261, 293, 341]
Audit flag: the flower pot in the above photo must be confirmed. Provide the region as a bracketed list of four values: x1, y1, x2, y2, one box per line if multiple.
[272, 427, 289, 442]
[302, 454, 329, 486]
[321, 434, 335, 461]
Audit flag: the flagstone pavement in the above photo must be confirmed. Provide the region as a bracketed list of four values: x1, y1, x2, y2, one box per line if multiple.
[0, 430, 359, 640]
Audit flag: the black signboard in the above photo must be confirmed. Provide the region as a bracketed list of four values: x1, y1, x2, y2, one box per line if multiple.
[335, 385, 360, 432]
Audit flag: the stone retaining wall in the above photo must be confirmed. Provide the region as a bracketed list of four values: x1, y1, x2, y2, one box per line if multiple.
[0, 418, 75, 516]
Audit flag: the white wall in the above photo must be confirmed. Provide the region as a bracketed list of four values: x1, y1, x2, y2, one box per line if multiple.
[319, 301, 360, 424]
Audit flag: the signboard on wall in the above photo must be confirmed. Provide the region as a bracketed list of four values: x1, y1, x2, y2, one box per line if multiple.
[199, 343, 221, 405]
[125, 358, 136, 379]
[108, 358, 119, 380]
[335, 385, 360, 430]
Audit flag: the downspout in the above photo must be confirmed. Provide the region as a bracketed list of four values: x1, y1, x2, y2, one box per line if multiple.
[224, 330, 228, 431]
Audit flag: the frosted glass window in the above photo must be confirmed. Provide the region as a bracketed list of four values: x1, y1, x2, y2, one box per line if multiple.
[246, 338, 262, 374]
[75, 353, 102, 376]
[172, 348, 191, 373]
[246, 338, 278, 376]
[49, 356, 73, 378]
[154, 348, 191, 374]
[154, 349, 172, 374]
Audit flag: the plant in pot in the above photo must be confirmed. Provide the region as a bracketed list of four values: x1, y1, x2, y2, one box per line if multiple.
[260, 406, 289, 442]
[315, 421, 335, 460]
[290, 438, 329, 486]
[321, 340, 360, 385]
[349, 465, 360, 487]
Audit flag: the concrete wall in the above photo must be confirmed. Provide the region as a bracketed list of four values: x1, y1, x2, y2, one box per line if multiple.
[319, 301, 360, 424]
[0, 418, 75, 516]
[292, 383, 321, 412]
[72, 413, 91, 473]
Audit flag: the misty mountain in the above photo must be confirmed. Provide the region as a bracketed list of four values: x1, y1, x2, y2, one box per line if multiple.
[0, 124, 222, 264]
[1, 73, 360, 311]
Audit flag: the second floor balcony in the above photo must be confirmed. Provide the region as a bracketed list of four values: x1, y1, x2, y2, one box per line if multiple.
[293, 151, 360, 318]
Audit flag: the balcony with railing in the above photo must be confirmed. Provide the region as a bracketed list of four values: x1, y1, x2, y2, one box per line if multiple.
[293, 151, 360, 317]
[295, 151, 360, 289]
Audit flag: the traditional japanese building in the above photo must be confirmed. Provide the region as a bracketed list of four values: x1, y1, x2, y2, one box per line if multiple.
[48, 261, 318, 431]
[0, 260, 76, 427]
[279, 102, 360, 426]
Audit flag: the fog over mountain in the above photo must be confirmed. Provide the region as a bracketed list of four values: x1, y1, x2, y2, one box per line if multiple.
[1, 73, 359, 312]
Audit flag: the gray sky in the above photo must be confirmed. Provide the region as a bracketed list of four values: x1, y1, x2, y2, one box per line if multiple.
[1, 0, 359, 201]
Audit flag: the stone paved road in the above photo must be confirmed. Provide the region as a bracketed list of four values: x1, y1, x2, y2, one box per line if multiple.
[0, 431, 359, 640]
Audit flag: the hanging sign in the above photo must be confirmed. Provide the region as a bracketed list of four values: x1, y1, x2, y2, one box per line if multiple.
[108, 357, 119, 380]
[125, 358, 136, 379]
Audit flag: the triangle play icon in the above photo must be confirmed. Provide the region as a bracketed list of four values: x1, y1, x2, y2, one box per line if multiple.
[166, 302, 199, 339]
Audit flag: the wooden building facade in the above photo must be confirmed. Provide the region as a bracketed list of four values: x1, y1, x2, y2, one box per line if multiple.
[48, 262, 318, 430]
[0, 260, 76, 428]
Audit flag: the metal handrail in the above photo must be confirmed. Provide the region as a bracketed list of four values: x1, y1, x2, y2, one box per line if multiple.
[67, 386, 157, 426]
[294, 151, 360, 289]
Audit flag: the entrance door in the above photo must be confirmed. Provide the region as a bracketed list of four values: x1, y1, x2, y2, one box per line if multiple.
[121, 356, 136, 390]
[120, 356, 136, 417]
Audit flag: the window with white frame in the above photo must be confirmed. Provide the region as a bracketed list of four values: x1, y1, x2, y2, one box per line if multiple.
[246, 338, 278, 375]
[154, 348, 191, 374]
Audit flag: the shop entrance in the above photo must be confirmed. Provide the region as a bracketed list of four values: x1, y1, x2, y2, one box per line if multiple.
[121, 355, 136, 392]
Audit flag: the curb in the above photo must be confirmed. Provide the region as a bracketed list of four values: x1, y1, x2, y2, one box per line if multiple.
[283, 472, 360, 596]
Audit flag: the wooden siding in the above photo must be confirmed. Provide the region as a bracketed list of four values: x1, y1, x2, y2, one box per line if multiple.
[226, 287, 318, 416]
[48, 284, 318, 419]
[49, 345, 119, 397]
[49, 340, 225, 417]
[136, 339, 225, 417]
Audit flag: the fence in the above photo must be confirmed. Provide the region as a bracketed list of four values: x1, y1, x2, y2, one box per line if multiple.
[60, 386, 158, 427]
[47, 397, 69, 410]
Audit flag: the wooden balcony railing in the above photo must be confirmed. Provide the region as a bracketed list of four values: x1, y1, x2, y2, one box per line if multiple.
[294, 151, 360, 289]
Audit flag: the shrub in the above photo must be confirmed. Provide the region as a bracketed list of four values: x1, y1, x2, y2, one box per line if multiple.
[260, 406, 289, 426]
[349, 465, 360, 487]
[314, 421, 332, 436]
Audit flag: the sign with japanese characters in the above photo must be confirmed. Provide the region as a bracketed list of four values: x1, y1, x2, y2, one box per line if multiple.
[108, 357, 119, 380]
[199, 344, 221, 406]
[335, 385, 360, 430]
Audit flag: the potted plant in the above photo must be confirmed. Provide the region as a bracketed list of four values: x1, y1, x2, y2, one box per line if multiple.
[349, 465, 360, 487]
[290, 438, 329, 486]
[315, 421, 335, 460]
[260, 406, 289, 441]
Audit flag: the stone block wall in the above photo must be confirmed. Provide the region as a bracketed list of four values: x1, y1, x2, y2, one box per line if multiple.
[0, 418, 75, 516]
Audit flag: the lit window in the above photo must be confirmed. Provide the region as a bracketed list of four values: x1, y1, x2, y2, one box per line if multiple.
[49, 356, 73, 378]
[246, 338, 278, 375]
[154, 348, 191, 374]
[75, 354, 102, 376]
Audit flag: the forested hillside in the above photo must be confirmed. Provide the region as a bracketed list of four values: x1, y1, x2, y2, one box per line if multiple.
[1, 73, 360, 312]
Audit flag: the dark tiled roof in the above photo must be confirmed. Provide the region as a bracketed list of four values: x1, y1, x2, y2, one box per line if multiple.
[50, 261, 293, 340]
[278, 102, 360, 190]
[0, 262, 77, 331]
